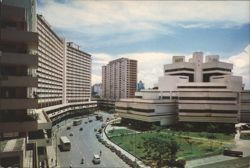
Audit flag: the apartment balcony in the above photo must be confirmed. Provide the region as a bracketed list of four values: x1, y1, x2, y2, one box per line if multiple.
[0, 76, 37, 87]
[0, 28, 38, 49]
[0, 98, 38, 109]
[0, 3, 26, 22]
[0, 52, 38, 68]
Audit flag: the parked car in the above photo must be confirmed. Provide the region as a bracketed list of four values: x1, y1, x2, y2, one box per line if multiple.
[92, 154, 101, 164]
[79, 127, 83, 131]
[69, 133, 73, 136]
[66, 126, 71, 130]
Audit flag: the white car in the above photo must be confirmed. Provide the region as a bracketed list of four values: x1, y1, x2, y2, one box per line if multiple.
[92, 154, 101, 164]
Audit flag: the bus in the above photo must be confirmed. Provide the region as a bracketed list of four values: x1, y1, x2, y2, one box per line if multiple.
[60, 136, 71, 151]
[73, 119, 82, 126]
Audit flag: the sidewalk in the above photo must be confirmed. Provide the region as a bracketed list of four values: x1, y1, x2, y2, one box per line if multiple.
[46, 136, 59, 168]
[103, 119, 150, 168]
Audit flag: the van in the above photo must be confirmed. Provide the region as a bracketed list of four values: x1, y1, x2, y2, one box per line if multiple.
[92, 154, 101, 164]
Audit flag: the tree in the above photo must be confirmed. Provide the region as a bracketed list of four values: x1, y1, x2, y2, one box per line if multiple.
[143, 137, 179, 168]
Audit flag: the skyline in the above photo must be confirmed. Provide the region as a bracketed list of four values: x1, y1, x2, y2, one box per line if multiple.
[37, 0, 250, 89]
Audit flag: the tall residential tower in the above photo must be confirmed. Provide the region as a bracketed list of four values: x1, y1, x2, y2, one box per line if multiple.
[102, 58, 137, 100]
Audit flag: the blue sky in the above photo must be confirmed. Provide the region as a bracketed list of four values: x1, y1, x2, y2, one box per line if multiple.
[37, 0, 250, 88]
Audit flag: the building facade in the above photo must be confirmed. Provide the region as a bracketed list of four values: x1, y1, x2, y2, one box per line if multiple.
[92, 83, 102, 97]
[137, 80, 145, 91]
[37, 14, 65, 108]
[102, 58, 137, 100]
[0, 2, 96, 167]
[116, 52, 249, 127]
[66, 42, 91, 103]
[0, 1, 52, 167]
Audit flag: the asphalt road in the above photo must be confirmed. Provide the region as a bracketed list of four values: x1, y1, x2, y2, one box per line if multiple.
[53, 112, 128, 168]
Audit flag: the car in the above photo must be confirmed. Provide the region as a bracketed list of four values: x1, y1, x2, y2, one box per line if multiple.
[85, 121, 88, 124]
[79, 127, 83, 131]
[69, 133, 73, 136]
[101, 124, 106, 128]
[92, 154, 101, 164]
[66, 126, 71, 130]
[89, 119, 93, 123]
[94, 128, 97, 132]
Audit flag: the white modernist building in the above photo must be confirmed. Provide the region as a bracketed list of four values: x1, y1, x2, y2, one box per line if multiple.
[116, 52, 250, 126]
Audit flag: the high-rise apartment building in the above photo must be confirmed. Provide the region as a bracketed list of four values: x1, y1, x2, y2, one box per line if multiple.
[0, 1, 52, 167]
[0, 1, 95, 167]
[36, 15, 95, 123]
[37, 15, 64, 108]
[102, 58, 137, 100]
[66, 42, 91, 103]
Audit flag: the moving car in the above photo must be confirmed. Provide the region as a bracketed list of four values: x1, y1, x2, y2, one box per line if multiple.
[92, 154, 101, 164]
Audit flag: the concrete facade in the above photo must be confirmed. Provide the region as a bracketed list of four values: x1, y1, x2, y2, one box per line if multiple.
[116, 52, 249, 126]
[102, 58, 137, 100]
[66, 42, 91, 103]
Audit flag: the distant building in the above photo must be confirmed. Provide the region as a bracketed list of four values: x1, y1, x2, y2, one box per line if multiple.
[92, 83, 102, 97]
[116, 52, 249, 127]
[137, 80, 145, 91]
[102, 58, 137, 100]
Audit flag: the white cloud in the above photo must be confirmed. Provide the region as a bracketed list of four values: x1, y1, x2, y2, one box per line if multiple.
[38, 0, 249, 45]
[92, 45, 250, 89]
[91, 52, 187, 88]
[226, 45, 250, 89]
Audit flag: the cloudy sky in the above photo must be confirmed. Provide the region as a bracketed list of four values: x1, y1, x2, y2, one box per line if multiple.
[37, 0, 250, 89]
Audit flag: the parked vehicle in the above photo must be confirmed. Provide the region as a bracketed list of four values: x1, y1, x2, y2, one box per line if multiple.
[69, 133, 73, 136]
[66, 126, 71, 130]
[79, 127, 83, 131]
[223, 150, 243, 157]
[60, 136, 71, 151]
